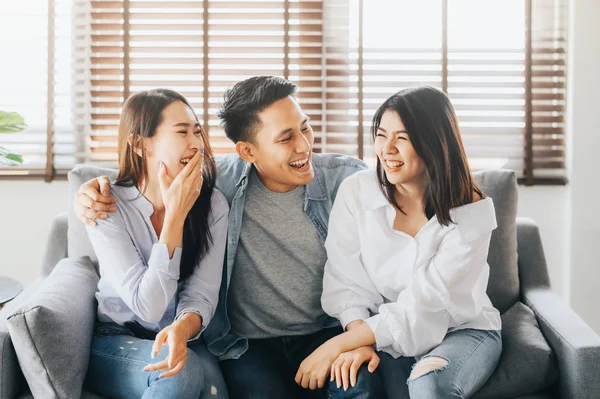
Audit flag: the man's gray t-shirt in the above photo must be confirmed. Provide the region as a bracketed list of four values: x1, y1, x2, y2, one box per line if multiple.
[227, 168, 329, 339]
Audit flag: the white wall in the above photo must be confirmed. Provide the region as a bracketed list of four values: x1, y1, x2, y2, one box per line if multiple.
[0, 181, 69, 286]
[517, 186, 570, 298]
[566, 0, 600, 334]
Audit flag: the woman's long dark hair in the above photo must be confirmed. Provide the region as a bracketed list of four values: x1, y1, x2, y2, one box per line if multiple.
[115, 89, 217, 280]
[372, 86, 483, 226]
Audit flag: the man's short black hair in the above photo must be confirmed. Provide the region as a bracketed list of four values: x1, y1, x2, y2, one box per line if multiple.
[218, 76, 298, 143]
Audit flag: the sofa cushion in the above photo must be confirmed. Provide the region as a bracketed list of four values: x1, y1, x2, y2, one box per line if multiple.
[473, 169, 520, 314]
[68, 164, 118, 267]
[0, 330, 25, 399]
[6, 257, 99, 399]
[18, 389, 107, 399]
[474, 302, 559, 398]
[0, 281, 43, 398]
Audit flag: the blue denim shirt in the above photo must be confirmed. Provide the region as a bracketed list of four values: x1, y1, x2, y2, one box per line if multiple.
[203, 152, 367, 360]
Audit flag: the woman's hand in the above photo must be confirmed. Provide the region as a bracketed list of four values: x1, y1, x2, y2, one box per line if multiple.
[158, 150, 204, 224]
[295, 340, 342, 390]
[142, 320, 191, 378]
[330, 346, 380, 391]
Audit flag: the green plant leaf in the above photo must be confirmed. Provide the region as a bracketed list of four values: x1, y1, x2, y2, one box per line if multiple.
[6, 153, 23, 163]
[0, 111, 27, 133]
[0, 146, 23, 165]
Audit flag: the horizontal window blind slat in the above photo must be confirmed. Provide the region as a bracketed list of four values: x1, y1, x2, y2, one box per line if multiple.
[66, 0, 566, 183]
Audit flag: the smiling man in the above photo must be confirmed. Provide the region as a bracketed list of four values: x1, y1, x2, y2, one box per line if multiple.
[74, 76, 384, 398]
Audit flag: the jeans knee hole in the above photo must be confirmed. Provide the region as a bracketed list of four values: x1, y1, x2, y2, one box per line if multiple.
[408, 356, 449, 382]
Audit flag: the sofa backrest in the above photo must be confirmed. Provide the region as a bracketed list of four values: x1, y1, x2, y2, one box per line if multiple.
[473, 169, 520, 314]
[67, 164, 520, 314]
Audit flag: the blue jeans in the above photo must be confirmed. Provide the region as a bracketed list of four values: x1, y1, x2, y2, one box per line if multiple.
[85, 323, 228, 399]
[376, 329, 502, 399]
[220, 327, 384, 399]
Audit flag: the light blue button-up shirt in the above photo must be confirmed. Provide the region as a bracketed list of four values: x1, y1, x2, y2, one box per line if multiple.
[86, 184, 229, 339]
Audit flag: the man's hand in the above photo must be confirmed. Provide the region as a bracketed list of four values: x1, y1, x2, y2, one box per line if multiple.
[295, 340, 341, 390]
[330, 346, 380, 391]
[73, 175, 116, 226]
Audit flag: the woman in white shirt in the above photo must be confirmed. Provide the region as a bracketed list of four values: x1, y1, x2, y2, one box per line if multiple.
[296, 86, 502, 398]
[82, 89, 229, 399]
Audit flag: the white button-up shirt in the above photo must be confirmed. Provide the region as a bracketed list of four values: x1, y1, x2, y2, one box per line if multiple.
[322, 169, 501, 358]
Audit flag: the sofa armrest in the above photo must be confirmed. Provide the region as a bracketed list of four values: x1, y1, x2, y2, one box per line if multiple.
[517, 217, 600, 398]
[0, 329, 26, 399]
[523, 288, 600, 399]
[40, 212, 68, 279]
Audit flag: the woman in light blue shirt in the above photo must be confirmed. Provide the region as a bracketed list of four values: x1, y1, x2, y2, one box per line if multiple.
[84, 89, 229, 399]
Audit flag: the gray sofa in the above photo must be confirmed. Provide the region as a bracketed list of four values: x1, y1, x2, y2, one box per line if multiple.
[1, 167, 600, 399]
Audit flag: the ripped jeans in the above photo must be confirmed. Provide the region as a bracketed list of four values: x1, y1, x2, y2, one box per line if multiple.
[378, 329, 502, 399]
[328, 329, 501, 399]
[84, 322, 229, 399]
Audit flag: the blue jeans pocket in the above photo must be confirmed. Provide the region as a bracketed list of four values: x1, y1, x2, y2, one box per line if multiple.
[94, 321, 130, 337]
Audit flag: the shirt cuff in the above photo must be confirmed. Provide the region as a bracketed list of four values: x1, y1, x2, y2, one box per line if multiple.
[149, 243, 182, 277]
[176, 308, 209, 341]
[365, 314, 395, 351]
[339, 307, 370, 330]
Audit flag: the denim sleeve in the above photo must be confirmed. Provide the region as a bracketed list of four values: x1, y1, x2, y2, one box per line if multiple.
[86, 210, 181, 324]
[176, 190, 229, 340]
[329, 158, 368, 203]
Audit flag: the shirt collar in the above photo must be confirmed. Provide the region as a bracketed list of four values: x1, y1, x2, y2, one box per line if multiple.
[360, 178, 497, 237]
[305, 165, 327, 201]
[359, 170, 391, 211]
[235, 159, 328, 201]
[235, 162, 253, 187]
[120, 184, 155, 217]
